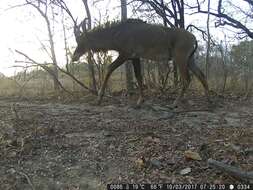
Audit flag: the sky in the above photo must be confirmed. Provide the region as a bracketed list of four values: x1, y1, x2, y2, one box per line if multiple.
[0, 0, 125, 76]
[0, 0, 247, 77]
[0, 0, 106, 76]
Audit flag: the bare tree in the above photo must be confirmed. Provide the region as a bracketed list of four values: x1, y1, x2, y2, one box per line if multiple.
[205, 0, 211, 79]
[25, 0, 60, 92]
[15, 50, 70, 94]
[81, 0, 97, 92]
[218, 39, 229, 93]
[53, 0, 98, 92]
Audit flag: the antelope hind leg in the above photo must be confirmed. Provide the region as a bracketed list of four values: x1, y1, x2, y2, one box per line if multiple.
[172, 53, 191, 108]
[172, 79, 191, 107]
[188, 59, 211, 103]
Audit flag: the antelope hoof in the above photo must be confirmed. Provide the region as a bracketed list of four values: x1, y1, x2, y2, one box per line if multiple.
[136, 97, 144, 106]
[98, 89, 102, 97]
[97, 95, 103, 105]
[172, 100, 179, 109]
[97, 97, 102, 105]
[97, 90, 103, 105]
[207, 98, 213, 107]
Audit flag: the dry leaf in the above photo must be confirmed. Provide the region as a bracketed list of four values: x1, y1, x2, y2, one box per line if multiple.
[180, 167, 191, 175]
[144, 136, 153, 143]
[135, 157, 145, 168]
[153, 137, 160, 143]
[184, 150, 202, 161]
[144, 136, 160, 143]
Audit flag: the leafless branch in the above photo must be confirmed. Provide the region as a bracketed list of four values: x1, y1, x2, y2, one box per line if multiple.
[208, 159, 253, 182]
[15, 49, 71, 94]
[3, 2, 30, 11]
[57, 66, 97, 95]
[194, 0, 253, 39]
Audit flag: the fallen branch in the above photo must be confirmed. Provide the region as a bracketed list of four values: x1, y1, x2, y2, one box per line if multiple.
[208, 158, 253, 182]
[57, 66, 98, 95]
[10, 169, 35, 190]
[173, 108, 213, 114]
[11, 103, 20, 120]
[15, 50, 72, 95]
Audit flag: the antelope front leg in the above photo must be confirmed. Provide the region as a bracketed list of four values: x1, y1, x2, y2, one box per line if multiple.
[132, 58, 144, 106]
[97, 54, 127, 105]
[172, 80, 190, 107]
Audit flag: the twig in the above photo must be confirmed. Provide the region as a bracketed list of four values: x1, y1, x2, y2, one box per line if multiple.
[208, 158, 253, 182]
[172, 108, 213, 114]
[3, 3, 29, 11]
[186, 24, 216, 45]
[11, 103, 20, 120]
[15, 170, 35, 190]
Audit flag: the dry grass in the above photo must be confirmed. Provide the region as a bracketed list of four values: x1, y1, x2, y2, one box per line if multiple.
[0, 69, 252, 100]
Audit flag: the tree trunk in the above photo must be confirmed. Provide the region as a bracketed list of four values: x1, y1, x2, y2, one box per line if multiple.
[219, 40, 228, 93]
[121, 0, 134, 94]
[42, 5, 60, 92]
[61, 11, 76, 91]
[205, 0, 211, 80]
[159, 0, 169, 89]
[24, 1, 61, 93]
[82, 0, 97, 93]
[172, 0, 183, 87]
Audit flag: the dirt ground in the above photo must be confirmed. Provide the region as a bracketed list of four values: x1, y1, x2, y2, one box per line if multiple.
[0, 94, 252, 190]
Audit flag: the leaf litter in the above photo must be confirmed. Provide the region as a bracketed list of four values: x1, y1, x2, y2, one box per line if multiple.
[0, 96, 252, 189]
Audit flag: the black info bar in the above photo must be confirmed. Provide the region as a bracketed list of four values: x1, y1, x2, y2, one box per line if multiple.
[107, 184, 252, 190]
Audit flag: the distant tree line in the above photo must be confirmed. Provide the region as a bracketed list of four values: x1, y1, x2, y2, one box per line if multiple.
[2, 0, 252, 98]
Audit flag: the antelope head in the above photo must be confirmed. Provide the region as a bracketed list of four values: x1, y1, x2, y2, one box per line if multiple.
[72, 19, 88, 62]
